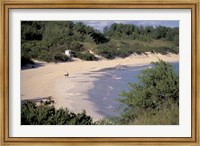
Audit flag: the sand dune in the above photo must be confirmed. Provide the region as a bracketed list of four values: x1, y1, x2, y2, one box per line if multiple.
[21, 53, 179, 121]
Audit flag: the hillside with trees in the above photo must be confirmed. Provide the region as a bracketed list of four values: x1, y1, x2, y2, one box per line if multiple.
[21, 21, 179, 66]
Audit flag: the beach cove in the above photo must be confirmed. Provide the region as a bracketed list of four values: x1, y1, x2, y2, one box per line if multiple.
[21, 53, 179, 121]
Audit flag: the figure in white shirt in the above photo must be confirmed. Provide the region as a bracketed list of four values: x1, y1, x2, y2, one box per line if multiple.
[64, 72, 69, 78]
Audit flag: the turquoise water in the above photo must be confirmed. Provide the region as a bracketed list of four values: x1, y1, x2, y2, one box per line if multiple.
[87, 62, 179, 118]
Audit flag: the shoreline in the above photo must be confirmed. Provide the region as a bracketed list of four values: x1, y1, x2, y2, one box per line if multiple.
[24, 52, 178, 73]
[21, 53, 179, 121]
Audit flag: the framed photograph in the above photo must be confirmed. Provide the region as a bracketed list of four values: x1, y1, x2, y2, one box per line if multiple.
[0, 0, 199, 145]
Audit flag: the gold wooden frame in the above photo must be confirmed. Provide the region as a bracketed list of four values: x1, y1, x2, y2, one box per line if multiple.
[0, 0, 199, 145]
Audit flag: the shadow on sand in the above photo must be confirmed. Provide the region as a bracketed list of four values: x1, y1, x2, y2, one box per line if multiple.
[21, 62, 45, 70]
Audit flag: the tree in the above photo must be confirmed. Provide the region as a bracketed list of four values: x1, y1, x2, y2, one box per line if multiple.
[21, 21, 179, 63]
[118, 60, 179, 124]
[21, 97, 94, 125]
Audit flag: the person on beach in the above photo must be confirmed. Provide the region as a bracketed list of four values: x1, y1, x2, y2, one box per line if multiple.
[64, 72, 69, 78]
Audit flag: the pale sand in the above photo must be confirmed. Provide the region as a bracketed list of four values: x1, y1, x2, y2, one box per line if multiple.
[21, 53, 179, 121]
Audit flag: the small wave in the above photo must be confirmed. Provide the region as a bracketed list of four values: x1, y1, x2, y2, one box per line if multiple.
[108, 86, 114, 90]
[112, 76, 122, 80]
[105, 105, 113, 109]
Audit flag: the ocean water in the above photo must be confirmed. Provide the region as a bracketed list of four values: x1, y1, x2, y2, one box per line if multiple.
[87, 62, 179, 118]
[173, 62, 179, 73]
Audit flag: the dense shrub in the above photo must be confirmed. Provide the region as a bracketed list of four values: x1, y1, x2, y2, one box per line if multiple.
[37, 51, 54, 62]
[90, 32, 109, 44]
[21, 21, 43, 41]
[76, 52, 96, 61]
[53, 53, 70, 62]
[21, 21, 179, 62]
[104, 23, 178, 44]
[117, 60, 179, 125]
[95, 42, 144, 59]
[68, 41, 85, 52]
[96, 43, 117, 59]
[94, 117, 122, 125]
[149, 46, 178, 54]
[21, 97, 93, 125]
[21, 56, 34, 67]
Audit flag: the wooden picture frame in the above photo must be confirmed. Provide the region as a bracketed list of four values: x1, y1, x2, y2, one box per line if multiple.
[0, 0, 199, 145]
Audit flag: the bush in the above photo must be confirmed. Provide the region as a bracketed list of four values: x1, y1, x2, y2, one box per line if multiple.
[21, 21, 179, 63]
[115, 47, 133, 58]
[117, 60, 179, 125]
[94, 117, 119, 125]
[69, 41, 85, 52]
[54, 53, 70, 62]
[21, 56, 34, 67]
[37, 51, 54, 62]
[96, 43, 117, 59]
[127, 99, 179, 125]
[90, 32, 109, 44]
[76, 52, 96, 61]
[21, 97, 94, 125]
[150, 46, 178, 54]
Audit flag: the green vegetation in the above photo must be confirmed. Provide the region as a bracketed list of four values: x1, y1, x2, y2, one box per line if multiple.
[21, 21, 107, 66]
[116, 60, 179, 125]
[76, 52, 97, 61]
[21, 21, 179, 66]
[21, 97, 93, 125]
[21, 56, 35, 66]
[96, 23, 179, 58]
[21, 61, 179, 125]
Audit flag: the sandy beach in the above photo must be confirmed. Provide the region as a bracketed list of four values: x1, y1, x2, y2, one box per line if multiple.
[21, 53, 179, 121]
